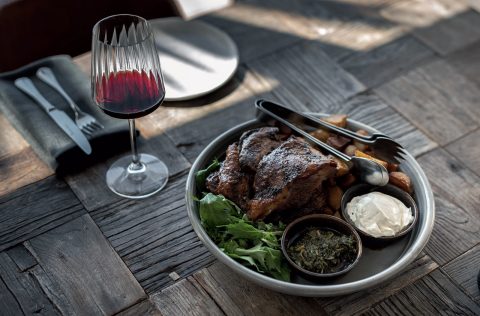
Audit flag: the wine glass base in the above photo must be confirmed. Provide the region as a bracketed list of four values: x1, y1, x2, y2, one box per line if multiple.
[106, 154, 169, 199]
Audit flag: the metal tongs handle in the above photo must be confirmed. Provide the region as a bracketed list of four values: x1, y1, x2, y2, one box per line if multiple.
[257, 99, 385, 144]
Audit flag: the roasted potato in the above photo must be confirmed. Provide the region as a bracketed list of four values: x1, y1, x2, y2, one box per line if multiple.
[327, 135, 351, 150]
[389, 172, 413, 194]
[356, 129, 369, 137]
[344, 144, 358, 156]
[330, 156, 350, 176]
[355, 150, 389, 169]
[323, 114, 347, 128]
[310, 129, 330, 142]
[352, 130, 369, 151]
[327, 185, 343, 211]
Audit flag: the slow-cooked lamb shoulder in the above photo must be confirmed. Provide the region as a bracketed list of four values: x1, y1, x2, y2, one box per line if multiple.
[206, 143, 250, 209]
[248, 136, 337, 220]
[238, 127, 288, 172]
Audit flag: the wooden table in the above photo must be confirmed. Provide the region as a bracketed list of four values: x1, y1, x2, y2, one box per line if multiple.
[1, 0, 480, 315]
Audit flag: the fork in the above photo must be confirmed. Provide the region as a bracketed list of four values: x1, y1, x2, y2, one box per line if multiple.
[36, 67, 103, 136]
[256, 99, 407, 164]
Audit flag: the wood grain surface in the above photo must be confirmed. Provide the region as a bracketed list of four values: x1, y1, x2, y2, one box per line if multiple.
[317, 254, 438, 315]
[445, 129, 480, 177]
[151, 277, 225, 316]
[116, 299, 163, 316]
[339, 35, 434, 88]
[192, 262, 325, 316]
[443, 244, 480, 304]
[25, 215, 145, 315]
[375, 59, 480, 145]
[0, 250, 58, 315]
[0, 176, 85, 252]
[364, 269, 480, 315]
[413, 10, 480, 55]
[1, 0, 480, 314]
[247, 41, 366, 111]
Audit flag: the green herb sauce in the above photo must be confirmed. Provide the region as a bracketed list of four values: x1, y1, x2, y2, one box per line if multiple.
[287, 227, 357, 274]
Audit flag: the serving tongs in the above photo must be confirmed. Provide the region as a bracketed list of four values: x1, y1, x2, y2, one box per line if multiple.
[255, 99, 389, 186]
[257, 100, 406, 164]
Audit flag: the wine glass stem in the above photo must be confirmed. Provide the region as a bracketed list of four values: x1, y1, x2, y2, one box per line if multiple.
[128, 119, 142, 171]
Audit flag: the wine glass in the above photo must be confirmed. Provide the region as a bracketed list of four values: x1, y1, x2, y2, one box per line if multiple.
[91, 14, 168, 199]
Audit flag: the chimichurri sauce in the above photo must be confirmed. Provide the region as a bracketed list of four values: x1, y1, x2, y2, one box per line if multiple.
[287, 227, 357, 274]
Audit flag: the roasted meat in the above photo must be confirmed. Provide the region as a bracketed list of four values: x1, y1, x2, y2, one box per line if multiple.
[248, 136, 337, 220]
[206, 143, 249, 209]
[266, 186, 328, 224]
[239, 127, 288, 172]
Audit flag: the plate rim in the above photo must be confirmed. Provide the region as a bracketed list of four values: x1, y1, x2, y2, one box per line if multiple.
[185, 114, 435, 297]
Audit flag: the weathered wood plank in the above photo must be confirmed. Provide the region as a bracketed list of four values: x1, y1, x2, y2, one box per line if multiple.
[246, 41, 366, 111]
[193, 262, 327, 316]
[417, 148, 480, 225]
[65, 132, 190, 211]
[116, 299, 163, 316]
[0, 276, 23, 315]
[364, 269, 480, 315]
[26, 214, 146, 315]
[339, 35, 434, 87]
[0, 113, 29, 157]
[423, 194, 480, 265]
[381, 0, 468, 29]
[6, 244, 38, 272]
[0, 249, 59, 315]
[151, 277, 224, 316]
[191, 268, 243, 316]
[413, 10, 480, 56]
[443, 244, 480, 304]
[445, 129, 480, 177]
[0, 176, 86, 252]
[317, 253, 438, 315]
[315, 20, 405, 64]
[200, 7, 304, 63]
[0, 147, 52, 197]
[322, 92, 437, 157]
[375, 59, 480, 145]
[90, 172, 214, 294]
[446, 40, 480, 88]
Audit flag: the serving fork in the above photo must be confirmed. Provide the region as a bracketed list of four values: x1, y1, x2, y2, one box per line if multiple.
[256, 100, 406, 164]
[36, 67, 103, 136]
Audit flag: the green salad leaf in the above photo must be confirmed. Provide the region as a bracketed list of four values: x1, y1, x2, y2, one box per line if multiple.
[198, 193, 290, 282]
[195, 159, 220, 191]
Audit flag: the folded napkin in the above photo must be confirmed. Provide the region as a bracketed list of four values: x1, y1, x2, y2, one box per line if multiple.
[0, 55, 133, 174]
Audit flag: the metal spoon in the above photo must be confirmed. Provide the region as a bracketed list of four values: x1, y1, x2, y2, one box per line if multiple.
[256, 102, 389, 186]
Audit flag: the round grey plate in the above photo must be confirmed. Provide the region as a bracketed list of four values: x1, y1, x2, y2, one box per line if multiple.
[150, 17, 239, 101]
[185, 115, 435, 297]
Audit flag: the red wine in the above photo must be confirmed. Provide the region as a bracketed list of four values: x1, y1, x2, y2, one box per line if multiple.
[95, 70, 165, 119]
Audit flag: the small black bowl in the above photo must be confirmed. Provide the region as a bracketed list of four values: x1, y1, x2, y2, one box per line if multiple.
[281, 214, 362, 279]
[341, 184, 418, 246]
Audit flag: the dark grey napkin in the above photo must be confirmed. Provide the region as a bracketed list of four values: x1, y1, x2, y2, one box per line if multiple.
[0, 55, 132, 174]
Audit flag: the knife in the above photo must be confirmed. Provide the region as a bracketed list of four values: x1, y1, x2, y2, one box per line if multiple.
[14, 77, 92, 155]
